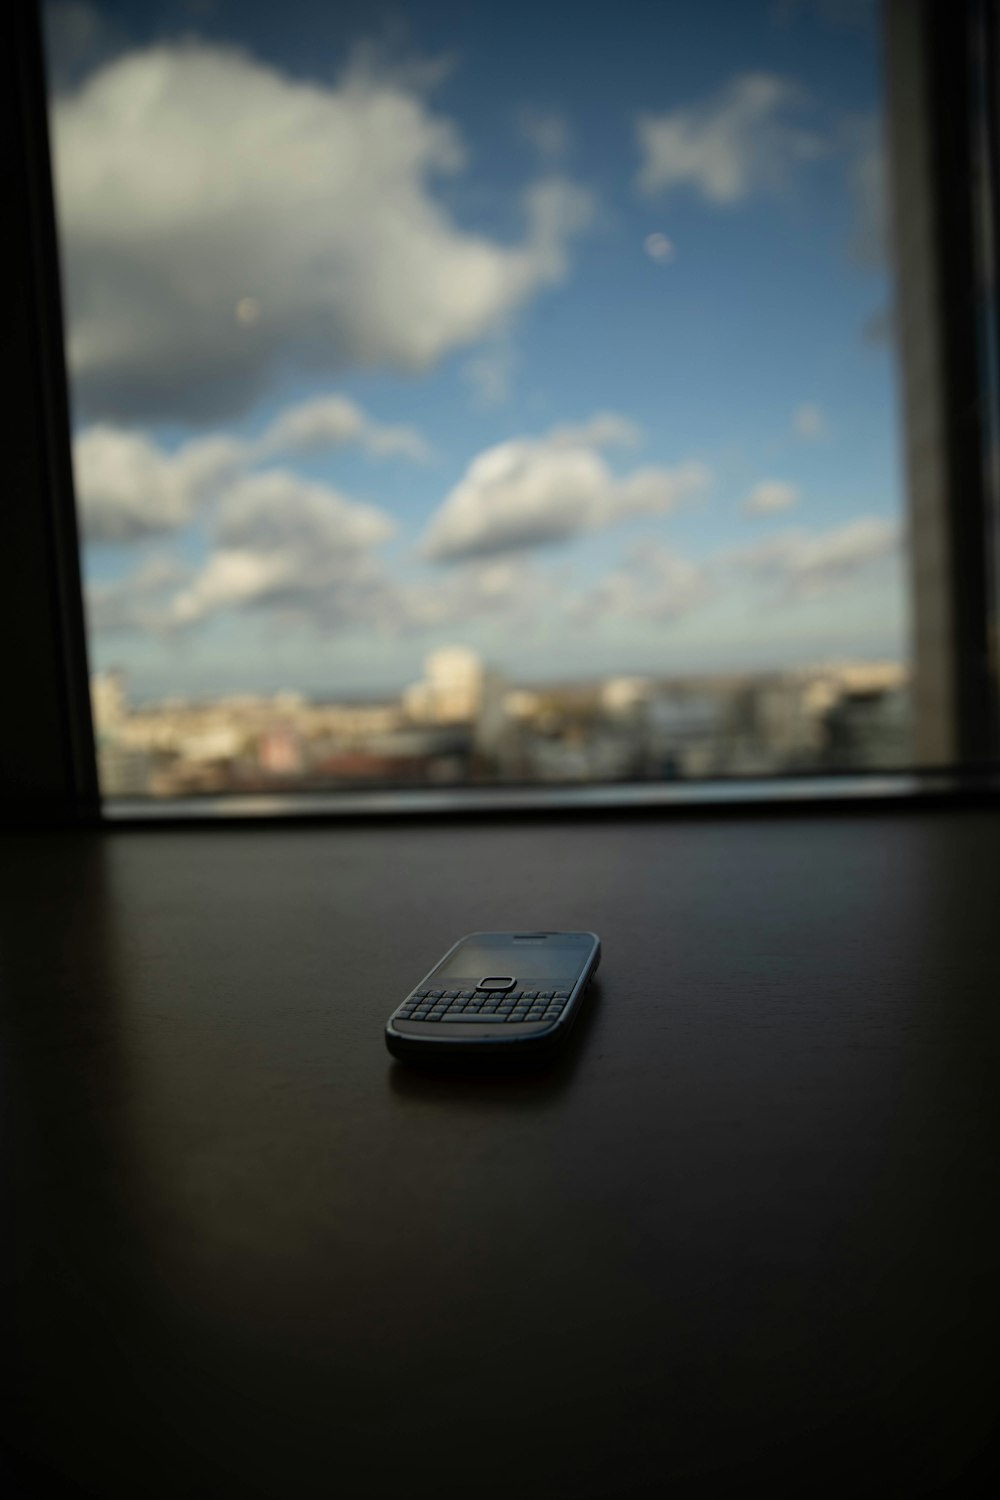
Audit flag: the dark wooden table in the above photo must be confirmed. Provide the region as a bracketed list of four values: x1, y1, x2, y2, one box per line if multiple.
[3, 807, 999, 1497]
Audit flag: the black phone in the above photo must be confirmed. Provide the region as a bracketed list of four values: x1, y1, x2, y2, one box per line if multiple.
[385, 931, 601, 1065]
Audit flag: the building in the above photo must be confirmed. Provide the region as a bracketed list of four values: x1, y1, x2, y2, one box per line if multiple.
[90, 671, 126, 740]
[403, 646, 509, 762]
[404, 647, 488, 724]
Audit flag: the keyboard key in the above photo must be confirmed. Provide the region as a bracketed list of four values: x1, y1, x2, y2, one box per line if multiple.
[554, 991, 570, 1000]
[446, 1014, 504, 1023]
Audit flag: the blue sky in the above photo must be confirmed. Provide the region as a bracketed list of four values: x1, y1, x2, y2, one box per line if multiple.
[45, 0, 905, 702]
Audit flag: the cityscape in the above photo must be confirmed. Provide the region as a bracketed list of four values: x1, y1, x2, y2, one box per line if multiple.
[92, 648, 911, 798]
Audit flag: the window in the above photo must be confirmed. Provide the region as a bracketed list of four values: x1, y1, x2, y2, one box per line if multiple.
[14, 0, 998, 813]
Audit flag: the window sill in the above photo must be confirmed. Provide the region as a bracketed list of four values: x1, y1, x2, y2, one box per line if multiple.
[100, 769, 1000, 825]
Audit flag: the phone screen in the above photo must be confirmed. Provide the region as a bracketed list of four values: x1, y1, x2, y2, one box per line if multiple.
[431, 934, 594, 985]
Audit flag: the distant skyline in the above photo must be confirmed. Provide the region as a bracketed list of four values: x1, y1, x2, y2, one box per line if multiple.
[45, 0, 906, 702]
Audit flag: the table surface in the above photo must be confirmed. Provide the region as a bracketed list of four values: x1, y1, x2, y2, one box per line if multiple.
[3, 808, 999, 1498]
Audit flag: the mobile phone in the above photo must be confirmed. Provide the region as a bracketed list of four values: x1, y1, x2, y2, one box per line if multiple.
[385, 931, 601, 1065]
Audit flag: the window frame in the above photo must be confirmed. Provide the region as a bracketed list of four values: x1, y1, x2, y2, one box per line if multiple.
[4, 0, 98, 825]
[6, 0, 1000, 828]
[884, 0, 1000, 768]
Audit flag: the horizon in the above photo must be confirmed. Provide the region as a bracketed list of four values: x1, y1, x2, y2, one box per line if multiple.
[97, 650, 908, 715]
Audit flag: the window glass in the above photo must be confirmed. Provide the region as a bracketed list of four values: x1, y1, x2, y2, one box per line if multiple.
[43, 0, 909, 797]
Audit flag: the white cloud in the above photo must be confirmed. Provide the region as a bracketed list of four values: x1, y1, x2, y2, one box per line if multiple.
[75, 391, 430, 542]
[570, 542, 711, 623]
[743, 479, 800, 516]
[793, 403, 827, 439]
[546, 412, 642, 450]
[156, 493, 544, 640]
[462, 344, 518, 408]
[420, 417, 709, 562]
[167, 549, 299, 626]
[256, 395, 431, 463]
[53, 42, 594, 422]
[391, 558, 539, 634]
[215, 470, 393, 553]
[165, 470, 395, 627]
[644, 232, 676, 263]
[164, 547, 545, 641]
[86, 554, 189, 634]
[517, 107, 571, 161]
[636, 72, 824, 203]
[74, 426, 244, 541]
[727, 516, 900, 598]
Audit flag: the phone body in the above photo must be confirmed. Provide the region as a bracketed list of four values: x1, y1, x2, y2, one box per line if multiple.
[385, 931, 601, 1065]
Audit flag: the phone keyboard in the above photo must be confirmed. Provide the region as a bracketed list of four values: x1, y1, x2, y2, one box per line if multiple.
[395, 989, 571, 1024]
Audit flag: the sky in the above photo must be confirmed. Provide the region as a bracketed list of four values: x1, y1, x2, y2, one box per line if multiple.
[43, 0, 907, 703]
